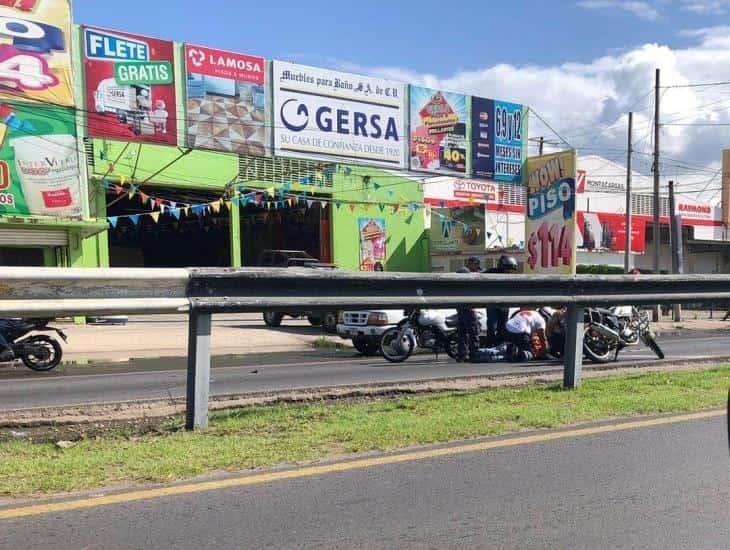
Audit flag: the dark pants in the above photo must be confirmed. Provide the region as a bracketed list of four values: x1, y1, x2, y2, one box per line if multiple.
[503, 330, 533, 362]
[456, 308, 480, 362]
[487, 307, 509, 346]
[0, 320, 14, 352]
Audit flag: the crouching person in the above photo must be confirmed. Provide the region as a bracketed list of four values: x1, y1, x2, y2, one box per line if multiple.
[503, 307, 553, 362]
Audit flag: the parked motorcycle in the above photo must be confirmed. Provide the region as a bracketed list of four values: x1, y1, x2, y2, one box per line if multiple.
[582, 306, 664, 363]
[380, 309, 469, 363]
[0, 319, 67, 371]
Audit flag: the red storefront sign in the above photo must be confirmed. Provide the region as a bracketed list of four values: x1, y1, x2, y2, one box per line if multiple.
[185, 44, 264, 84]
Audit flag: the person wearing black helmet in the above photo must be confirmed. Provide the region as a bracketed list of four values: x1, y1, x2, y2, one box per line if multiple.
[484, 255, 519, 345]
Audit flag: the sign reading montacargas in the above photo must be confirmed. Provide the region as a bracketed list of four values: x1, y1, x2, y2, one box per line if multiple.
[273, 61, 406, 168]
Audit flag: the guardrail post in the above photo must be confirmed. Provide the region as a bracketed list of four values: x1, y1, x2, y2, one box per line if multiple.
[563, 305, 584, 389]
[186, 310, 212, 430]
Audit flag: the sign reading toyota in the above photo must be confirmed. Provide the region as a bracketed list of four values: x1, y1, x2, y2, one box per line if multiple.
[273, 61, 406, 168]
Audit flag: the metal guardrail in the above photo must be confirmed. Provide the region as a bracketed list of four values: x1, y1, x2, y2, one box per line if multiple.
[1, 267, 729, 430]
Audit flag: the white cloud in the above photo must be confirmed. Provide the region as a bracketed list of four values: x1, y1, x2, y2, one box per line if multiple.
[576, 1, 661, 20]
[680, 0, 730, 14]
[337, 26, 730, 203]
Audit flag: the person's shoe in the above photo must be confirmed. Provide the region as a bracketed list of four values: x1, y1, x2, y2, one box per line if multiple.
[0, 349, 15, 362]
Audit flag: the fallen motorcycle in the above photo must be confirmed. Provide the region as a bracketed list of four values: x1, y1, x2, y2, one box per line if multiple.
[380, 309, 467, 363]
[582, 306, 664, 363]
[0, 318, 67, 371]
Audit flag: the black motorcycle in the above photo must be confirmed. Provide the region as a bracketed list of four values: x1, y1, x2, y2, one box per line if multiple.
[380, 309, 463, 363]
[0, 319, 67, 372]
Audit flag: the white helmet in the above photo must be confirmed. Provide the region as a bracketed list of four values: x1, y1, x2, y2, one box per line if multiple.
[538, 307, 556, 321]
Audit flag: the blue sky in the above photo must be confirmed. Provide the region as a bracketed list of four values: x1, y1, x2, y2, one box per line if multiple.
[75, 0, 718, 73]
[75, 1, 730, 201]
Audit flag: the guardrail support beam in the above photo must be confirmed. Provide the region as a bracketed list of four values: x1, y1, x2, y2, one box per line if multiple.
[186, 311, 212, 431]
[563, 305, 584, 389]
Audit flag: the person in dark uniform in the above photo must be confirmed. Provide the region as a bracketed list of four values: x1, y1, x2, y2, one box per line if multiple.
[456, 261, 481, 362]
[484, 255, 519, 346]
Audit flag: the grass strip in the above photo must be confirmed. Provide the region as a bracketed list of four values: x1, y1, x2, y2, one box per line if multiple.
[1, 366, 728, 497]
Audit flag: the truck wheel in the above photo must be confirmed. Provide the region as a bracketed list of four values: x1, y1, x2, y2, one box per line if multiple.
[322, 312, 338, 334]
[353, 337, 380, 356]
[307, 315, 322, 326]
[263, 312, 283, 327]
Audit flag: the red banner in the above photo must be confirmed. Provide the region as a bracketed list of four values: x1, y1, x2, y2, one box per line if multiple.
[576, 212, 645, 253]
[185, 44, 264, 84]
[83, 26, 177, 145]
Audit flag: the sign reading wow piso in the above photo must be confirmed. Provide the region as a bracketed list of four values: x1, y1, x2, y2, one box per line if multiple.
[273, 61, 406, 168]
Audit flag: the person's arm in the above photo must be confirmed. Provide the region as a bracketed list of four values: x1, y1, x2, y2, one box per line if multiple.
[536, 328, 549, 352]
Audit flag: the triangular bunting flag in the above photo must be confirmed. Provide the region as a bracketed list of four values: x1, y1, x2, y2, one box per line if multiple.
[320, 201, 327, 210]
[114, 185, 124, 196]
[335, 202, 342, 210]
[101, 180, 110, 189]
[150, 211, 160, 223]
[169, 201, 177, 210]
[387, 190, 394, 198]
[225, 200, 232, 211]
[363, 204, 370, 212]
[129, 214, 140, 226]
[306, 199, 315, 209]
[108, 217, 118, 228]
[348, 203, 356, 212]
[393, 205, 400, 214]
[120, 175, 127, 185]
[378, 204, 386, 213]
[373, 182, 381, 190]
[160, 204, 166, 214]
[171, 209, 181, 220]
[211, 201, 221, 214]
[140, 192, 149, 204]
[184, 207, 191, 217]
[150, 199, 157, 209]
[128, 189, 136, 200]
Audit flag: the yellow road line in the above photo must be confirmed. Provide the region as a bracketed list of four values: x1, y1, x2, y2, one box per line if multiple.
[0, 409, 724, 520]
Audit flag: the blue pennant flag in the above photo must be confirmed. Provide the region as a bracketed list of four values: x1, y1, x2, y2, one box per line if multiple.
[171, 209, 181, 220]
[192, 204, 205, 217]
[107, 216, 118, 228]
[129, 214, 141, 227]
[387, 190, 394, 198]
[101, 180, 111, 189]
[373, 182, 381, 190]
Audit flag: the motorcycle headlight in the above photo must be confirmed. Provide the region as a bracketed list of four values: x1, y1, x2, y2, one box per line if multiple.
[367, 312, 389, 326]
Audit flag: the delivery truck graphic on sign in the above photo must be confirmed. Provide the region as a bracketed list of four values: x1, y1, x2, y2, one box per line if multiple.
[92, 78, 155, 136]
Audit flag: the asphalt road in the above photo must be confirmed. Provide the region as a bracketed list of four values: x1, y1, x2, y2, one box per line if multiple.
[0, 333, 728, 411]
[2, 412, 727, 549]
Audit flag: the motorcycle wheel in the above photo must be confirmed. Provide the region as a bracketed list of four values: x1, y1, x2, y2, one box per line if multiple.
[263, 312, 284, 327]
[640, 331, 665, 359]
[583, 326, 614, 364]
[380, 327, 415, 363]
[21, 335, 62, 372]
[445, 334, 465, 362]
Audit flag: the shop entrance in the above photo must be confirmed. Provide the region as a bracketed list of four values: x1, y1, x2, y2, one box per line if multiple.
[107, 187, 230, 267]
[0, 247, 45, 266]
[241, 202, 330, 266]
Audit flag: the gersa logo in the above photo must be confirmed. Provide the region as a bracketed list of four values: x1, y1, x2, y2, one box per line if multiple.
[85, 29, 149, 62]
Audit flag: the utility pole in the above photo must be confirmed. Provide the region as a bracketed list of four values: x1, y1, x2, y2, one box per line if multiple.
[668, 181, 682, 321]
[538, 136, 544, 156]
[624, 112, 633, 273]
[652, 68, 661, 320]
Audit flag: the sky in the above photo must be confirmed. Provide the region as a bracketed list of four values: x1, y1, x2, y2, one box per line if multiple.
[75, 0, 730, 203]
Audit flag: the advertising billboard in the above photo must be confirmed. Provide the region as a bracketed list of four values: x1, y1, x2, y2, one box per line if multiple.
[185, 44, 267, 155]
[410, 86, 468, 175]
[430, 207, 485, 255]
[358, 217, 387, 271]
[577, 211, 645, 253]
[83, 26, 177, 145]
[0, 102, 81, 218]
[273, 61, 406, 168]
[525, 151, 577, 275]
[471, 97, 494, 180]
[493, 100, 525, 183]
[0, 0, 73, 106]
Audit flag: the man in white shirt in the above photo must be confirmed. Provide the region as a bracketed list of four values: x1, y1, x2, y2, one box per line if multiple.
[503, 308, 552, 362]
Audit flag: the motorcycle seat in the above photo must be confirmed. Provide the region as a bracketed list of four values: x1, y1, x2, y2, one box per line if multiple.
[445, 314, 459, 328]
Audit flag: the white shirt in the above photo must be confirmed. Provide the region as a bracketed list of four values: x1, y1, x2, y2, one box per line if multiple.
[506, 310, 545, 335]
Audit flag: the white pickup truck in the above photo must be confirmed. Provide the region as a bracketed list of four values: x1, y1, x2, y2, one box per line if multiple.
[337, 308, 502, 355]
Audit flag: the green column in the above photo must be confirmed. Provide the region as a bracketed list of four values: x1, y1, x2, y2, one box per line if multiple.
[230, 202, 242, 267]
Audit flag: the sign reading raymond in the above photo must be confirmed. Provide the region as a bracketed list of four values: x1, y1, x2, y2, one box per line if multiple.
[185, 44, 267, 155]
[410, 86, 468, 175]
[84, 26, 177, 145]
[525, 151, 577, 275]
[0, 0, 73, 106]
[273, 61, 406, 168]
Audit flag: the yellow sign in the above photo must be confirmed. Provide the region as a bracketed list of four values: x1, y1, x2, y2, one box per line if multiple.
[525, 150, 577, 275]
[0, 0, 74, 106]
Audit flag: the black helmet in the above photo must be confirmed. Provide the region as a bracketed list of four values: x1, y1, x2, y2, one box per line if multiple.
[498, 255, 519, 272]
